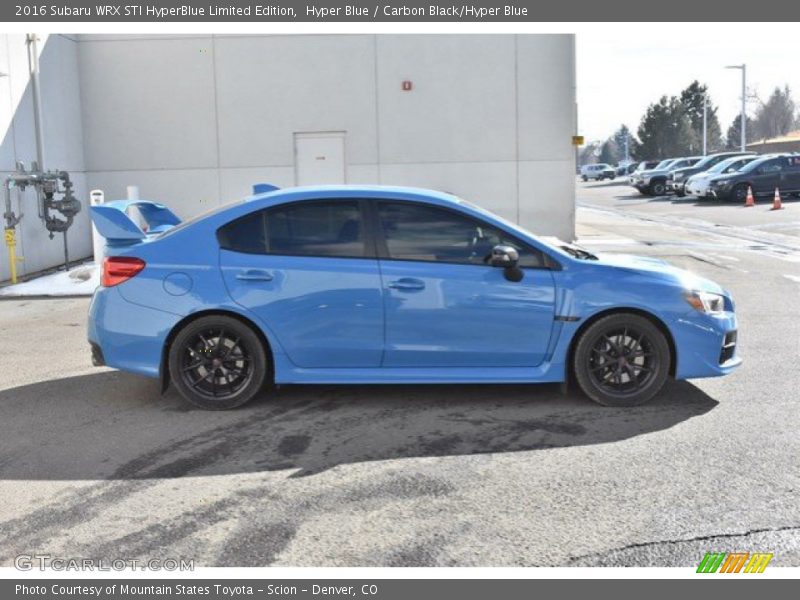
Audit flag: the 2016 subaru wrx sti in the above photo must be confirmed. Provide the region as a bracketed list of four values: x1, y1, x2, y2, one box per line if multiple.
[88, 185, 740, 410]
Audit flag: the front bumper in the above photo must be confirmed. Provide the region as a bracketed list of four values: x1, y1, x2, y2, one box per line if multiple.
[667, 181, 686, 194]
[673, 310, 741, 379]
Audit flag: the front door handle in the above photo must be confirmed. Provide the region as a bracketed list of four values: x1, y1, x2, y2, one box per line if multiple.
[235, 269, 274, 282]
[387, 278, 425, 291]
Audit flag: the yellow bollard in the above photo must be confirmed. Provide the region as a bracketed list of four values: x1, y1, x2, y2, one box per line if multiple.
[4, 227, 18, 284]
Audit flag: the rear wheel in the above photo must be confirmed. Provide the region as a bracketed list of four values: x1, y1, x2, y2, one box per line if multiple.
[169, 315, 268, 410]
[582, 175, 588, 182]
[573, 313, 670, 407]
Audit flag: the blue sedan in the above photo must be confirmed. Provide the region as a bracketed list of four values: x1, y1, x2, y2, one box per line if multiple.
[88, 185, 740, 410]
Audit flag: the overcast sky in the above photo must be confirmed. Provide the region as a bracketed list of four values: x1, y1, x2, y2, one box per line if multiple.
[576, 29, 800, 143]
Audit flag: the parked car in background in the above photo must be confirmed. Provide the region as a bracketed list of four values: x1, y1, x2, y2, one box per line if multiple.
[581, 163, 616, 181]
[668, 152, 756, 197]
[88, 185, 740, 410]
[685, 155, 759, 199]
[630, 158, 689, 195]
[628, 160, 659, 185]
[708, 154, 800, 202]
[616, 161, 637, 176]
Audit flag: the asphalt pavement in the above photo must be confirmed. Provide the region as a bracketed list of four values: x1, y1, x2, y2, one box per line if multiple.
[0, 181, 798, 567]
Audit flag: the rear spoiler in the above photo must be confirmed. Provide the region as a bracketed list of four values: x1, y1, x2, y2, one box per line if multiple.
[90, 200, 181, 245]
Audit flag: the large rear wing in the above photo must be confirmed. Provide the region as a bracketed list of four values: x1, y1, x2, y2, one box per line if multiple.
[90, 200, 181, 245]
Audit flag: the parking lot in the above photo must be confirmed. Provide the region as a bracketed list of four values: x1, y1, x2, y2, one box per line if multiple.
[1, 180, 799, 567]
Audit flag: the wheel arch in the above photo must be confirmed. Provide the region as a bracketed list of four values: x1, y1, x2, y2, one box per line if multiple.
[566, 307, 677, 383]
[159, 308, 275, 393]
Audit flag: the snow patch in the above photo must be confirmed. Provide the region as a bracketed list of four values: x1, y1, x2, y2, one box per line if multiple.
[0, 263, 100, 297]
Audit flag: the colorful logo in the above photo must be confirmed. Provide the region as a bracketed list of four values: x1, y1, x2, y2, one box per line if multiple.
[697, 552, 773, 573]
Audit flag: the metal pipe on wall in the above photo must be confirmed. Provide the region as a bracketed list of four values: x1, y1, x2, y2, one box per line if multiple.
[26, 33, 45, 171]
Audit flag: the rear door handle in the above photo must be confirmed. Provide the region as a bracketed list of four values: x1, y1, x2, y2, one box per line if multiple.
[387, 278, 425, 291]
[235, 269, 274, 282]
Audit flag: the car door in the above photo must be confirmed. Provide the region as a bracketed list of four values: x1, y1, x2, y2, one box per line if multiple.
[785, 156, 800, 192]
[218, 199, 384, 368]
[751, 158, 785, 194]
[374, 201, 557, 368]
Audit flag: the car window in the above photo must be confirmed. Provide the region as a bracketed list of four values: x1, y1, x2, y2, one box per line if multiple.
[377, 202, 544, 268]
[759, 159, 784, 174]
[218, 201, 366, 258]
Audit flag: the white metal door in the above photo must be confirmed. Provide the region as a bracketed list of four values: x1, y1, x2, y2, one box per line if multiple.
[294, 132, 346, 186]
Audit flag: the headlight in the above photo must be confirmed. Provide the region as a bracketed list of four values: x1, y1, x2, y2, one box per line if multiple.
[685, 290, 726, 314]
[674, 173, 685, 181]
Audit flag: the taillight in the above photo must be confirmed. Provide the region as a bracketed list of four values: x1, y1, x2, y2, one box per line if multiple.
[102, 256, 146, 287]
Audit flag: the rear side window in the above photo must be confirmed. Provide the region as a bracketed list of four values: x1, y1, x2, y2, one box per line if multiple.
[218, 201, 365, 258]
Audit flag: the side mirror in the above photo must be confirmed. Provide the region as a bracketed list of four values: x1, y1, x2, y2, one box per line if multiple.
[490, 245, 524, 282]
[490, 245, 519, 268]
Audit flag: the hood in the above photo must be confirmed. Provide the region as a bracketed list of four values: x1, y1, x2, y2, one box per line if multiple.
[672, 166, 701, 177]
[586, 252, 726, 295]
[708, 171, 741, 184]
[639, 167, 673, 177]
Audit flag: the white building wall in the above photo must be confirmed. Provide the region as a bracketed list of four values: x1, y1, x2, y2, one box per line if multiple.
[2, 33, 576, 282]
[0, 34, 90, 282]
[78, 33, 576, 242]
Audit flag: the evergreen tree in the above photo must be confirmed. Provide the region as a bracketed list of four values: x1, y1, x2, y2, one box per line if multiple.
[725, 114, 754, 149]
[679, 81, 723, 152]
[636, 96, 696, 159]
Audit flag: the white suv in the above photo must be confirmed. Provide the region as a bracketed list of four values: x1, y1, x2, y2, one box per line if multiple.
[580, 164, 616, 181]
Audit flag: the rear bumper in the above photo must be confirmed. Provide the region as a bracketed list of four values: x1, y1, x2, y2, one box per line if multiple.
[88, 286, 181, 379]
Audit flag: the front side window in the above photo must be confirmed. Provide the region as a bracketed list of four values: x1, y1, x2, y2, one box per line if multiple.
[218, 201, 365, 257]
[377, 202, 544, 268]
[759, 159, 784, 174]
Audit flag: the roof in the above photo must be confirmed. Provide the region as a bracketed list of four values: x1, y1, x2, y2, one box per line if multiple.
[245, 184, 465, 205]
[747, 130, 800, 147]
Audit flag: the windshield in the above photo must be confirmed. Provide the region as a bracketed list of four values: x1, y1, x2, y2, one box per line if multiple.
[654, 159, 675, 170]
[709, 156, 752, 174]
[691, 155, 718, 170]
[707, 158, 736, 173]
[738, 157, 770, 174]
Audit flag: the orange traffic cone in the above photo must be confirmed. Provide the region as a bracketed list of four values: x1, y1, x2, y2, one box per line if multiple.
[745, 186, 755, 207]
[771, 188, 783, 211]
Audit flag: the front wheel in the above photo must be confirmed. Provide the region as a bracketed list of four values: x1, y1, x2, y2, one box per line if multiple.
[648, 180, 666, 196]
[573, 313, 670, 407]
[169, 315, 269, 410]
[732, 183, 750, 204]
[582, 175, 588, 182]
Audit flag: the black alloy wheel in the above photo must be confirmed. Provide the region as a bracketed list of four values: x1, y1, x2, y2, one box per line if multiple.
[732, 183, 750, 204]
[169, 315, 268, 410]
[573, 313, 670, 407]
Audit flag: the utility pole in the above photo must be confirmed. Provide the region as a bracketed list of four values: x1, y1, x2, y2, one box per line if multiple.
[702, 94, 708, 155]
[726, 64, 747, 151]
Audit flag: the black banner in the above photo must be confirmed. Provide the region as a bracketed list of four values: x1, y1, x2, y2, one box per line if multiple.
[5, 0, 800, 22]
[3, 579, 794, 599]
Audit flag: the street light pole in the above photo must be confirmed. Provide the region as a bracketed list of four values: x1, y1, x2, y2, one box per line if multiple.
[702, 94, 708, 155]
[726, 64, 747, 151]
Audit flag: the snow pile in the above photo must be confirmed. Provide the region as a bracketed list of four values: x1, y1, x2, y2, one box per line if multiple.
[0, 263, 100, 297]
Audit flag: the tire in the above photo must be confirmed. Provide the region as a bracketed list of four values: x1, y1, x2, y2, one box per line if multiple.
[675, 189, 685, 198]
[573, 313, 670, 407]
[648, 180, 666, 196]
[169, 315, 269, 410]
[732, 183, 750, 204]
[582, 175, 588, 182]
